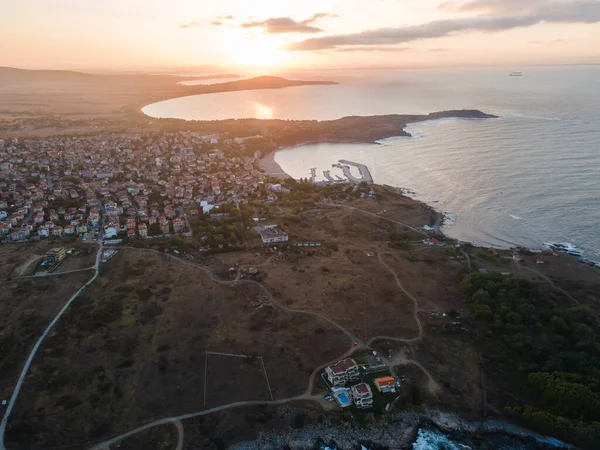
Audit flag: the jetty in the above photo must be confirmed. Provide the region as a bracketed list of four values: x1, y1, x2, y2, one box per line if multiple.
[338, 160, 374, 185]
[309, 167, 317, 183]
[323, 170, 336, 183]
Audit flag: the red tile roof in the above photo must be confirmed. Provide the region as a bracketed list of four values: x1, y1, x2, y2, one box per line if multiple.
[328, 358, 357, 374]
[354, 382, 371, 395]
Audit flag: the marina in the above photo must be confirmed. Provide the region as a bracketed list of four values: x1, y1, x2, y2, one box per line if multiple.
[307, 160, 373, 185]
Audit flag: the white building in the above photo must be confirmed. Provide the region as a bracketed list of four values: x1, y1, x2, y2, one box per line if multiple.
[255, 225, 288, 244]
[325, 358, 359, 387]
[351, 383, 373, 409]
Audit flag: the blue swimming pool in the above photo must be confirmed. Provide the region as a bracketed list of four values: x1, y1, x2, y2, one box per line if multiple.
[338, 393, 350, 404]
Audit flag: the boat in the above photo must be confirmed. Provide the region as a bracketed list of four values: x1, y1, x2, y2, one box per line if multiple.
[509, 71, 523, 77]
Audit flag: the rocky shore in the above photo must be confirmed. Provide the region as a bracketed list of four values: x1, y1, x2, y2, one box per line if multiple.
[231, 409, 571, 450]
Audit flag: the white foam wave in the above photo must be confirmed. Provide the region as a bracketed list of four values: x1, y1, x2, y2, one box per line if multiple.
[412, 429, 471, 450]
[509, 214, 522, 220]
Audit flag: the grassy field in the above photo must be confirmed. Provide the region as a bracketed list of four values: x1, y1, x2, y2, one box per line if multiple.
[3, 188, 599, 449]
[4, 248, 350, 448]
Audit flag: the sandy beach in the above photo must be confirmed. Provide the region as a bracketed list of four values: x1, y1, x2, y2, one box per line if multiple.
[259, 150, 291, 179]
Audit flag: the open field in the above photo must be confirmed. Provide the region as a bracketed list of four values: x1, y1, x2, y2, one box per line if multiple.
[4, 248, 350, 449]
[0, 268, 93, 412]
[2, 187, 599, 449]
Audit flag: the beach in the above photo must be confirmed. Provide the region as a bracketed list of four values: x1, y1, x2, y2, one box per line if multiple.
[259, 150, 292, 179]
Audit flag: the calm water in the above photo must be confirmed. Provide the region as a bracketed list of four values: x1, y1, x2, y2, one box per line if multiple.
[144, 67, 600, 261]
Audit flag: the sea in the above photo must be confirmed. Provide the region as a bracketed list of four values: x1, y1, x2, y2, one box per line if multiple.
[144, 66, 600, 262]
[142, 67, 594, 448]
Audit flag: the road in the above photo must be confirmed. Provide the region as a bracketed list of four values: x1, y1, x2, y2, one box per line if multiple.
[0, 240, 104, 450]
[15, 266, 95, 278]
[0, 199, 106, 450]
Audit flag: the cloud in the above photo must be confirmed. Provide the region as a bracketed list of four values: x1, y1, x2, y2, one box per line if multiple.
[241, 13, 337, 34]
[287, 1, 600, 50]
[182, 15, 235, 28]
[180, 21, 202, 29]
[334, 46, 411, 52]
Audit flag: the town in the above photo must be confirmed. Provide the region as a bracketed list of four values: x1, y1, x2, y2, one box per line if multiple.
[0, 132, 277, 246]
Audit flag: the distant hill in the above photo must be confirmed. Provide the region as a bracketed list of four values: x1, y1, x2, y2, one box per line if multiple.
[0, 66, 92, 82]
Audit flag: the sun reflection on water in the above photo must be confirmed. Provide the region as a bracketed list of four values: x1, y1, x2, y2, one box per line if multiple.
[253, 102, 274, 119]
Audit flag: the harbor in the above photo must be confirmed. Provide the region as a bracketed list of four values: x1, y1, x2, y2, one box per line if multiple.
[308, 160, 374, 185]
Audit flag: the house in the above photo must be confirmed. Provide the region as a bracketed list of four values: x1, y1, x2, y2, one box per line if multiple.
[172, 217, 185, 233]
[52, 226, 63, 237]
[536, 257, 546, 264]
[46, 247, 66, 263]
[64, 224, 75, 235]
[127, 228, 136, 239]
[351, 383, 373, 409]
[0, 222, 11, 235]
[325, 358, 359, 387]
[374, 376, 396, 394]
[255, 225, 288, 244]
[366, 251, 375, 257]
[138, 223, 148, 237]
[104, 225, 118, 238]
[512, 253, 523, 263]
[159, 216, 170, 234]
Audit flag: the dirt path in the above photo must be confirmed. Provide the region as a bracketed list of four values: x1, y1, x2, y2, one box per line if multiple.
[171, 419, 184, 450]
[87, 245, 442, 449]
[330, 204, 427, 237]
[15, 266, 95, 278]
[367, 253, 423, 345]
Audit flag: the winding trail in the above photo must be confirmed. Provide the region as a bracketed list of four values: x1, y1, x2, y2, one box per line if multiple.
[130, 247, 365, 346]
[172, 419, 184, 450]
[88, 244, 440, 449]
[367, 253, 423, 345]
[15, 266, 95, 278]
[0, 242, 104, 450]
[0, 235, 439, 449]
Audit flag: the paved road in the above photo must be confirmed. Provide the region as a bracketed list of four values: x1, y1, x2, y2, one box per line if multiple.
[15, 266, 95, 278]
[0, 241, 104, 450]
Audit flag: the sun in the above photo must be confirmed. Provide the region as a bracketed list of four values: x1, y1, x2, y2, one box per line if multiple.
[227, 33, 286, 68]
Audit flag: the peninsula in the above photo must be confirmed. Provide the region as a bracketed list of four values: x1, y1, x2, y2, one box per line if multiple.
[0, 68, 338, 137]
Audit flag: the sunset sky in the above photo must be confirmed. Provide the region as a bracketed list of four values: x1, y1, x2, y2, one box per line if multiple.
[2, 0, 600, 71]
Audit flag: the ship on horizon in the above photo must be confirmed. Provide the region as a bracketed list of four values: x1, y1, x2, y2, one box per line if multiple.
[509, 71, 523, 76]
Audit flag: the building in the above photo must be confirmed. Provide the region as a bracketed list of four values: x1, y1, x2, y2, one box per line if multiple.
[46, 247, 66, 263]
[138, 223, 148, 237]
[374, 376, 396, 394]
[351, 383, 374, 409]
[255, 225, 288, 244]
[325, 358, 359, 387]
[172, 217, 185, 233]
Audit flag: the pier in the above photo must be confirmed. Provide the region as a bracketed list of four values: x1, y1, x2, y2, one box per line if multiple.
[338, 160, 374, 185]
[309, 167, 317, 183]
[323, 170, 336, 183]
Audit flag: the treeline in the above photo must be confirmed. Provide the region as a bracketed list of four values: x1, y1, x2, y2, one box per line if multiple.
[462, 272, 600, 448]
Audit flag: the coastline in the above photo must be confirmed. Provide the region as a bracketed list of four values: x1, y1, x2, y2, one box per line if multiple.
[260, 150, 596, 266]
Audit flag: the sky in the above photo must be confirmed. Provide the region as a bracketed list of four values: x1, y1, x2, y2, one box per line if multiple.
[1, 0, 600, 71]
